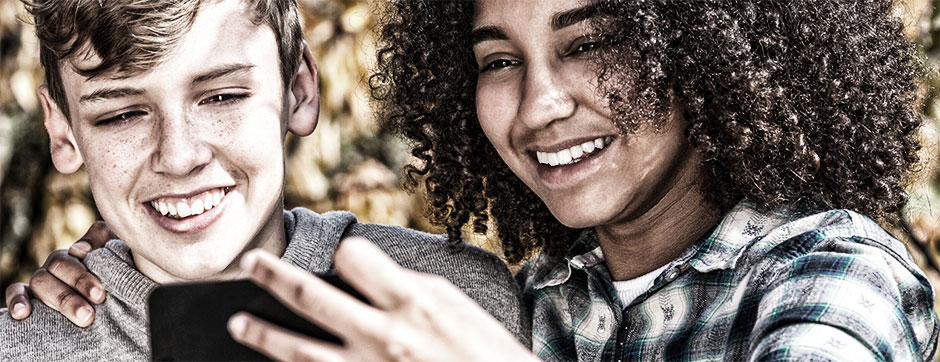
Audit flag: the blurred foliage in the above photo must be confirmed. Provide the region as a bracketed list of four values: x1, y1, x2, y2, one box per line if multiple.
[3, 0, 940, 351]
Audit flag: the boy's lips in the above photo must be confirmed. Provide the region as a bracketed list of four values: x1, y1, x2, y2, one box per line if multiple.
[144, 186, 234, 234]
[148, 187, 230, 219]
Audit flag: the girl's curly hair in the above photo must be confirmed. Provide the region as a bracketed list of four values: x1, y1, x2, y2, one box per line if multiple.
[370, 0, 923, 264]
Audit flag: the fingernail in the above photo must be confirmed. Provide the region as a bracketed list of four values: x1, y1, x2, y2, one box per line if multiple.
[227, 314, 246, 337]
[240, 251, 258, 272]
[71, 241, 92, 254]
[77, 306, 93, 324]
[11, 303, 27, 318]
[90, 287, 104, 302]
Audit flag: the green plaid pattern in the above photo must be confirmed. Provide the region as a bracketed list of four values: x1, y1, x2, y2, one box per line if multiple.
[517, 203, 938, 361]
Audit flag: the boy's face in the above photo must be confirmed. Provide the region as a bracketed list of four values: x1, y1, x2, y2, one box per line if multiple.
[38, 0, 318, 283]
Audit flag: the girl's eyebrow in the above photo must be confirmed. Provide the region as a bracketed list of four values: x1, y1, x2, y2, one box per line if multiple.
[471, 2, 600, 47]
[470, 26, 507, 47]
[551, 3, 600, 31]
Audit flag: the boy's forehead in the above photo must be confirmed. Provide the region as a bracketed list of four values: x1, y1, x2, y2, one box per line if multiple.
[61, 0, 271, 83]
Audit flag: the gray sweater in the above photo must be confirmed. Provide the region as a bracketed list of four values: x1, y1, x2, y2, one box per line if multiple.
[1, 208, 528, 361]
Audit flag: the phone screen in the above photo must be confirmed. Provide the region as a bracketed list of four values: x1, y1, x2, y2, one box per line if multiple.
[148, 274, 365, 361]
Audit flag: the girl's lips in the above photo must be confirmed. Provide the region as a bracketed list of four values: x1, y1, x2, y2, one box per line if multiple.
[533, 136, 613, 166]
[533, 136, 616, 187]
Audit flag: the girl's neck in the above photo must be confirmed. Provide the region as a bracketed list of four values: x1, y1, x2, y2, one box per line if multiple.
[595, 155, 720, 281]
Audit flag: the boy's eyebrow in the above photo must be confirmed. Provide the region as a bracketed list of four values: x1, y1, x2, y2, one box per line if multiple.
[191, 64, 255, 86]
[470, 26, 507, 47]
[78, 64, 255, 104]
[79, 88, 144, 104]
[551, 3, 600, 31]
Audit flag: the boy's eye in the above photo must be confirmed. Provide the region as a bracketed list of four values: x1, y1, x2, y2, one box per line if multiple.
[199, 93, 248, 105]
[480, 59, 520, 73]
[97, 110, 146, 126]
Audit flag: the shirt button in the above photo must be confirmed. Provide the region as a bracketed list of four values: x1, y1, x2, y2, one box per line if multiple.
[665, 268, 679, 280]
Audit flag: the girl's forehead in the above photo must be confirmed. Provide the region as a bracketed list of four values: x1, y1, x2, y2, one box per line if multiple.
[472, 0, 591, 26]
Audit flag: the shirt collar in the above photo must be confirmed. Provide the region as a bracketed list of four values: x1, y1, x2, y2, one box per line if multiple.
[685, 202, 794, 273]
[529, 201, 798, 289]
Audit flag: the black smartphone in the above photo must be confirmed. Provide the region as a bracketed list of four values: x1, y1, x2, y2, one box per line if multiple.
[148, 274, 366, 361]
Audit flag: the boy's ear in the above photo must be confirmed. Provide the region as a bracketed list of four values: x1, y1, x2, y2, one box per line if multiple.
[39, 85, 84, 174]
[286, 41, 320, 137]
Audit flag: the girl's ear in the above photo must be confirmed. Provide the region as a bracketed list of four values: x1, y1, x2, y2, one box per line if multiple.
[286, 41, 320, 137]
[39, 85, 84, 173]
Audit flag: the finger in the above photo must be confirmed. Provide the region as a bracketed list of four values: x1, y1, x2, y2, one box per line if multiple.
[4, 283, 33, 320]
[228, 312, 344, 362]
[241, 250, 383, 340]
[68, 221, 116, 258]
[43, 250, 106, 304]
[29, 269, 95, 327]
[333, 237, 415, 309]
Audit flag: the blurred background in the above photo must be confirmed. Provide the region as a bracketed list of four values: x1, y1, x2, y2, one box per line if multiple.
[3, 0, 940, 338]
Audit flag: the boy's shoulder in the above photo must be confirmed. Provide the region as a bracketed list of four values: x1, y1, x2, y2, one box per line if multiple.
[284, 207, 529, 345]
[0, 299, 141, 361]
[285, 207, 508, 275]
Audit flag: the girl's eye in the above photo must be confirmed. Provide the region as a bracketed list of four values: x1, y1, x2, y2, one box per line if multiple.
[97, 111, 146, 126]
[573, 42, 599, 54]
[568, 39, 605, 57]
[199, 93, 248, 105]
[480, 59, 520, 73]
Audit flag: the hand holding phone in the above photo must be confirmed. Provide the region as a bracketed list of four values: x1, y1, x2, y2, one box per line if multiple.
[148, 274, 365, 361]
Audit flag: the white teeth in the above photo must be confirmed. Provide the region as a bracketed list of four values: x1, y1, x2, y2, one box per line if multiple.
[570, 145, 583, 159]
[535, 136, 612, 167]
[203, 193, 214, 210]
[582, 141, 595, 153]
[547, 152, 559, 166]
[557, 149, 572, 164]
[149, 187, 228, 219]
[177, 202, 191, 218]
[191, 199, 204, 215]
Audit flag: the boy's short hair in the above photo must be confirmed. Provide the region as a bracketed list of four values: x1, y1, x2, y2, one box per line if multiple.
[23, 0, 302, 121]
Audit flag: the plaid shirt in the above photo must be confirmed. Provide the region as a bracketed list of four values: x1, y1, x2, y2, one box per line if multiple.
[517, 203, 938, 361]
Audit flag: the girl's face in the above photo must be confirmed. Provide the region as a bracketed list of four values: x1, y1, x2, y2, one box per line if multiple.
[472, 0, 702, 230]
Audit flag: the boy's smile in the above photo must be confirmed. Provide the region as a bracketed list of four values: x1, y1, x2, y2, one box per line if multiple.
[39, 0, 317, 283]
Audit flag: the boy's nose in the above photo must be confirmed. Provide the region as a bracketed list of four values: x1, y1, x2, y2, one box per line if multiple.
[150, 112, 212, 176]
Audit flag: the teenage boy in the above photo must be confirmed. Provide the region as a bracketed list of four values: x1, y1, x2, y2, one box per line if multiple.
[0, 0, 525, 360]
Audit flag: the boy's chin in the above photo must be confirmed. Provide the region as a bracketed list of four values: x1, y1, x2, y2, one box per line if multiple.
[144, 248, 245, 283]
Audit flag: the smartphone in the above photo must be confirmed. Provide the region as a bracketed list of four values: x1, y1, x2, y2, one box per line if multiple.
[148, 274, 366, 361]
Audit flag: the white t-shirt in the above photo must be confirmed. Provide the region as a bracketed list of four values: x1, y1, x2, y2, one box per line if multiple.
[612, 263, 671, 306]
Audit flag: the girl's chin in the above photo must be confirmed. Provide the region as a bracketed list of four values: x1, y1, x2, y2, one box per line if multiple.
[548, 211, 609, 229]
